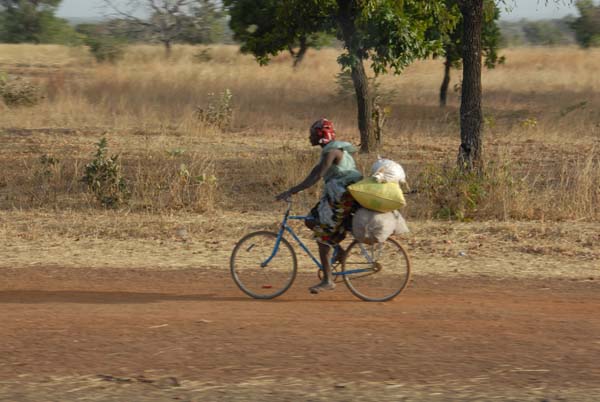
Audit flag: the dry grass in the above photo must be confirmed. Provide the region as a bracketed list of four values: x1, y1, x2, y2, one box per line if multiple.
[0, 44, 599, 222]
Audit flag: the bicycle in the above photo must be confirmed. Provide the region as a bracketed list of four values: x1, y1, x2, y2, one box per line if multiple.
[230, 199, 411, 302]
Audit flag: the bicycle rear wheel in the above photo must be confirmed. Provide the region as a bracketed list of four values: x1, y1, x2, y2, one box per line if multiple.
[342, 238, 411, 302]
[230, 231, 297, 299]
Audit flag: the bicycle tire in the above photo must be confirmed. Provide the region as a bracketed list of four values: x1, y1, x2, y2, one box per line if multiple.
[230, 231, 297, 299]
[341, 237, 411, 302]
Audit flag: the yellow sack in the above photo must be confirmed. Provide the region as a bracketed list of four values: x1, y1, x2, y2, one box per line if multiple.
[348, 177, 406, 213]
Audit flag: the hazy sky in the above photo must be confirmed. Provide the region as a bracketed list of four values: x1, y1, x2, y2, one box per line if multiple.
[56, 0, 581, 21]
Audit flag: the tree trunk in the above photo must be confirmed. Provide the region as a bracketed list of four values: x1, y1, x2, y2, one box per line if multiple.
[457, 0, 484, 172]
[287, 45, 296, 59]
[337, 0, 375, 153]
[164, 39, 172, 58]
[440, 56, 451, 107]
[292, 36, 308, 68]
[350, 61, 375, 152]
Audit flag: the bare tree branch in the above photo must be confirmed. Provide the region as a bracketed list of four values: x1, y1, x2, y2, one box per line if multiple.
[102, 0, 196, 55]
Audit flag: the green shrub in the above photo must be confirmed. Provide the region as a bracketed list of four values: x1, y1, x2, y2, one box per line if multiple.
[32, 154, 61, 204]
[82, 138, 129, 208]
[38, 154, 60, 178]
[192, 48, 213, 63]
[85, 35, 125, 63]
[0, 73, 43, 107]
[195, 89, 233, 128]
[420, 165, 486, 220]
[419, 160, 520, 221]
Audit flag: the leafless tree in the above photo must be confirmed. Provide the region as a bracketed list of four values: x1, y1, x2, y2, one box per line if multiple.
[103, 0, 192, 57]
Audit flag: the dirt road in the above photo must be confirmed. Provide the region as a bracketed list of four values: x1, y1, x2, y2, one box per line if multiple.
[1, 266, 599, 401]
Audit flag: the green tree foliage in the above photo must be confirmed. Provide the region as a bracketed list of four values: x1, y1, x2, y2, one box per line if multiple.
[433, 0, 504, 107]
[225, 0, 457, 152]
[522, 20, 570, 45]
[499, 18, 575, 47]
[0, 71, 43, 106]
[0, 0, 77, 44]
[224, 0, 331, 67]
[76, 23, 126, 63]
[571, 0, 600, 47]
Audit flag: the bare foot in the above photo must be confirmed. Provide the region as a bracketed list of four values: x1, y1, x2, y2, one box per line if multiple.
[309, 281, 336, 294]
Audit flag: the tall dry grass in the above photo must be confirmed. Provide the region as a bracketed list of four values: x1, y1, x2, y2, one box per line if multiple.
[0, 44, 598, 220]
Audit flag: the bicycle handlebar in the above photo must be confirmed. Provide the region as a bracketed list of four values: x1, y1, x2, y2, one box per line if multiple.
[283, 197, 293, 215]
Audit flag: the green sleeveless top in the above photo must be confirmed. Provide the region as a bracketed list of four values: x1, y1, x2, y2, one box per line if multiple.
[320, 141, 363, 201]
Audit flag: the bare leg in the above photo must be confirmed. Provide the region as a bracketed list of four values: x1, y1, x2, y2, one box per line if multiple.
[319, 242, 334, 284]
[310, 242, 336, 294]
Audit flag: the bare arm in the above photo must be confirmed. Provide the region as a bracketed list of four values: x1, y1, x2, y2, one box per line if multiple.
[275, 149, 342, 200]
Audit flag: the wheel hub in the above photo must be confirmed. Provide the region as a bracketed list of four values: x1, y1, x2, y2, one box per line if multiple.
[373, 262, 382, 272]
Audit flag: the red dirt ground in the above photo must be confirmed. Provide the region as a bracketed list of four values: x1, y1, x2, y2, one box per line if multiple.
[1, 266, 599, 401]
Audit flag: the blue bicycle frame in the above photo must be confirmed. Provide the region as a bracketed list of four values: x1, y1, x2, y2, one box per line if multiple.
[262, 200, 372, 277]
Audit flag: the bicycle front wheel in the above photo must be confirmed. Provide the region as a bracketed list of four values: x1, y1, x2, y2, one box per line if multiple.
[230, 231, 297, 299]
[342, 238, 411, 302]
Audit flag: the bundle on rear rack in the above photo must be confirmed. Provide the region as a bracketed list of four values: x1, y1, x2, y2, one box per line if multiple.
[348, 158, 409, 244]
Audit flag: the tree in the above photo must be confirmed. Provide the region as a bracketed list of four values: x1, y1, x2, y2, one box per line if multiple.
[76, 22, 126, 63]
[434, 0, 504, 107]
[456, 0, 484, 172]
[104, 0, 226, 55]
[226, 0, 456, 152]
[0, 0, 75, 44]
[104, 0, 190, 56]
[456, 0, 571, 172]
[571, 0, 600, 48]
[522, 19, 569, 45]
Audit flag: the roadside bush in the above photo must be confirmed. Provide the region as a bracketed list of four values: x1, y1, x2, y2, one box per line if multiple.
[38, 154, 60, 176]
[85, 35, 125, 63]
[31, 154, 61, 204]
[192, 48, 213, 63]
[420, 165, 487, 221]
[419, 160, 520, 221]
[0, 73, 43, 107]
[194, 89, 233, 128]
[82, 138, 129, 208]
[128, 152, 219, 212]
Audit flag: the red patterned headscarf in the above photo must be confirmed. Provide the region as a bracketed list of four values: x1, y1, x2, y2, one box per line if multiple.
[310, 118, 336, 145]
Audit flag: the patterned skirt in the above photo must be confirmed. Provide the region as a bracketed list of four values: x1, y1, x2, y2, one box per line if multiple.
[308, 192, 359, 246]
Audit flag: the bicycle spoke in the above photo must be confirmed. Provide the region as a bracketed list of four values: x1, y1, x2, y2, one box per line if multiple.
[230, 231, 297, 299]
[342, 238, 411, 302]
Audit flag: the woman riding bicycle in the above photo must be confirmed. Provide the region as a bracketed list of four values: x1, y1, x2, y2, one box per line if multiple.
[276, 118, 363, 294]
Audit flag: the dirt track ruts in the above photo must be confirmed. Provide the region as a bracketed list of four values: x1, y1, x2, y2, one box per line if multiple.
[1, 266, 599, 401]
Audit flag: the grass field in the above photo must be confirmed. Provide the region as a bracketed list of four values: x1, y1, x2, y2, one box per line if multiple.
[1, 44, 599, 253]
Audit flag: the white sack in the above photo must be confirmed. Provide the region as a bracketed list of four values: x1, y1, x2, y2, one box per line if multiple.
[392, 210, 409, 234]
[371, 158, 406, 184]
[352, 208, 409, 244]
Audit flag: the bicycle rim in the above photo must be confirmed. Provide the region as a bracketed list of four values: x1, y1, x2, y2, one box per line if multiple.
[230, 231, 297, 299]
[342, 238, 411, 302]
